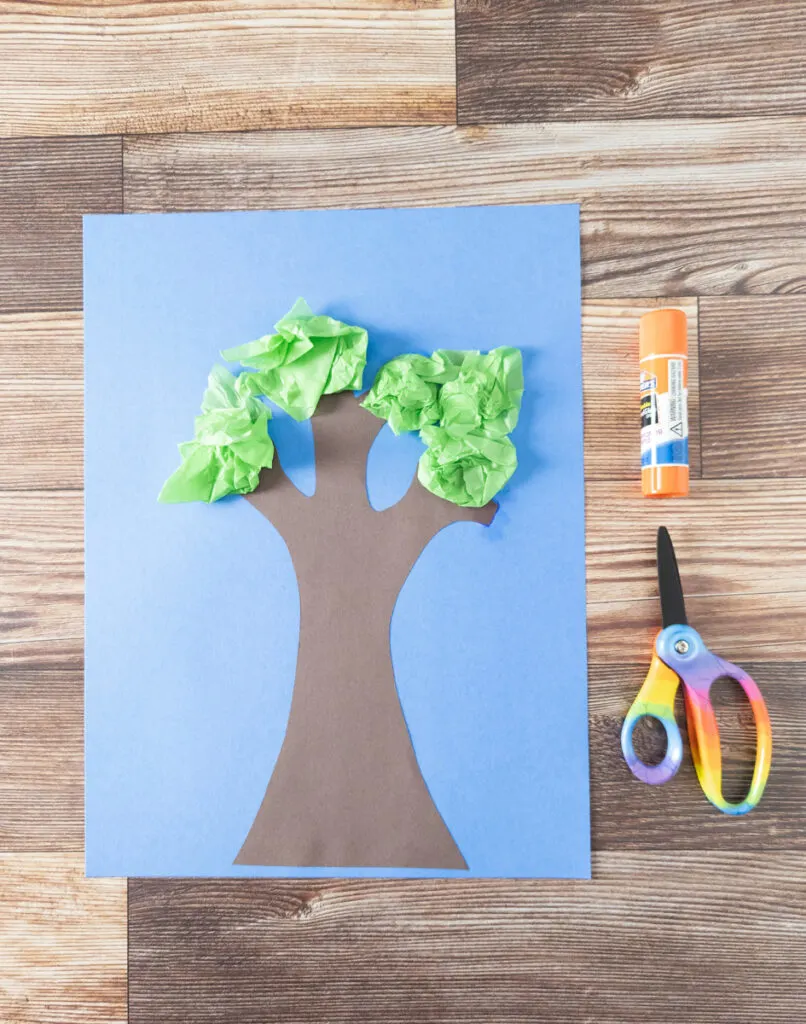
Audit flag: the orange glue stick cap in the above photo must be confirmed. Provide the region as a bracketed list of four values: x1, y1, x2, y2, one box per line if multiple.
[639, 308, 687, 360]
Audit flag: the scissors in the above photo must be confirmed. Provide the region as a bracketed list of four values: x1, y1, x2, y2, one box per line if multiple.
[621, 527, 772, 815]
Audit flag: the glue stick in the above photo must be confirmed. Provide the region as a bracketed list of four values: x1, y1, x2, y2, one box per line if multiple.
[639, 309, 689, 498]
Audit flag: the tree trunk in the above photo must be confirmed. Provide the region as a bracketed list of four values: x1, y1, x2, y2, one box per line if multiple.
[235, 393, 495, 869]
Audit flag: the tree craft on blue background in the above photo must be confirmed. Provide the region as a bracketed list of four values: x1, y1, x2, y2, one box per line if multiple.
[160, 300, 523, 870]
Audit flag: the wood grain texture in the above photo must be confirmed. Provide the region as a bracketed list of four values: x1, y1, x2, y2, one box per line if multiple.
[590, 587, 806, 663]
[0, 312, 82, 491]
[586, 477, 806, 661]
[456, 0, 806, 123]
[124, 120, 806, 295]
[0, 0, 455, 137]
[0, 853, 126, 1024]
[586, 478, 806, 605]
[0, 570, 82, 646]
[0, 493, 82, 646]
[0, 493, 82, 577]
[0, 642, 83, 851]
[583, 299, 699, 479]
[129, 850, 806, 1024]
[701, 297, 806, 477]
[0, 139, 121, 313]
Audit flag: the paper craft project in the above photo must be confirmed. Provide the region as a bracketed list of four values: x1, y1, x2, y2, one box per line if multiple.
[157, 301, 523, 868]
[84, 204, 590, 878]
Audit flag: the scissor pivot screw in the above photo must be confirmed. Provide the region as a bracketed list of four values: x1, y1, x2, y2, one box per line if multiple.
[674, 639, 690, 655]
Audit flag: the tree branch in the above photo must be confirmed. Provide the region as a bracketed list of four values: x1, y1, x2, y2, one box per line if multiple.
[385, 474, 498, 545]
[246, 393, 499, 551]
[245, 458, 311, 537]
[310, 392, 385, 503]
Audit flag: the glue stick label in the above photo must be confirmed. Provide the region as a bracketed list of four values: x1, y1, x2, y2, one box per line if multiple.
[640, 355, 688, 468]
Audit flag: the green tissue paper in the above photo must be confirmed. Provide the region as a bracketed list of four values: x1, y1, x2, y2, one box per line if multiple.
[363, 346, 523, 506]
[160, 300, 524, 509]
[419, 427, 518, 508]
[360, 350, 465, 434]
[222, 298, 368, 421]
[438, 347, 523, 438]
[158, 366, 275, 503]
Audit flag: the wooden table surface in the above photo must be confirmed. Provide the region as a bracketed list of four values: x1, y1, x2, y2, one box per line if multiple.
[1, 2, 805, 1021]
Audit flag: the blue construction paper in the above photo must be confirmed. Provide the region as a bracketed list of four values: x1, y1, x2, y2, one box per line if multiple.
[84, 204, 590, 879]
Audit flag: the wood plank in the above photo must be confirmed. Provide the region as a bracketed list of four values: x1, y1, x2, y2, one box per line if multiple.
[0, 329, 83, 653]
[0, 312, 82, 490]
[701, 297, 806, 477]
[0, 570, 81, 646]
[0, 853, 126, 1024]
[0, 493, 82, 576]
[124, 121, 806, 295]
[590, 661, 806, 849]
[585, 477, 806, 660]
[0, 139, 121, 313]
[0, 0, 454, 137]
[0, 641, 83, 851]
[0, 509, 82, 649]
[128, 850, 806, 1024]
[586, 478, 806, 605]
[590, 587, 806, 662]
[456, 0, 806, 122]
[583, 299, 699, 480]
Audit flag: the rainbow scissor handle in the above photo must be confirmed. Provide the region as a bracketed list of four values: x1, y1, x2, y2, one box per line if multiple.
[621, 625, 772, 815]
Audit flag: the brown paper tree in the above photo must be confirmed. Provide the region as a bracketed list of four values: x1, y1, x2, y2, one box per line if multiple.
[160, 305, 521, 870]
[238, 392, 494, 869]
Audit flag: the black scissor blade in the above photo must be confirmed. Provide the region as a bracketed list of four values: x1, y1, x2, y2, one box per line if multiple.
[657, 526, 688, 628]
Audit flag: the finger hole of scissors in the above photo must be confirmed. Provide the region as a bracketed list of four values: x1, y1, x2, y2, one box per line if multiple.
[623, 713, 682, 785]
[709, 675, 757, 803]
[631, 715, 668, 767]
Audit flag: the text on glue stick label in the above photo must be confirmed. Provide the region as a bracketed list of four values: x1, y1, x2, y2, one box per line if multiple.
[640, 355, 688, 468]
